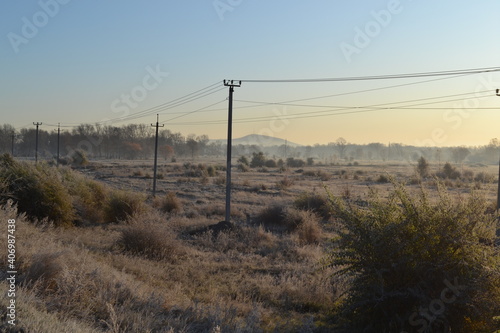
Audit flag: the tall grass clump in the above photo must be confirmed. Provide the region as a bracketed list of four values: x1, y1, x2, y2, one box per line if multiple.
[255, 204, 323, 240]
[104, 190, 147, 223]
[325, 182, 500, 332]
[294, 192, 331, 219]
[116, 211, 184, 261]
[61, 168, 109, 224]
[155, 192, 183, 214]
[0, 154, 75, 226]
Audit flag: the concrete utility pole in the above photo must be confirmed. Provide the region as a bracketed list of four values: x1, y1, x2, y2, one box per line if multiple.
[497, 89, 500, 211]
[56, 123, 60, 167]
[33, 122, 42, 163]
[151, 114, 164, 197]
[223, 80, 241, 223]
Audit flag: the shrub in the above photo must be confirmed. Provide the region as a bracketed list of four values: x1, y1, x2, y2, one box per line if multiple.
[22, 252, 64, 291]
[294, 192, 331, 219]
[237, 155, 249, 166]
[439, 162, 461, 179]
[237, 163, 250, 172]
[70, 149, 89, 167]
[474, 171, 493, 183]
[417, 156, 429, 178]
[265, 159, 277, 168]
[104, 190, 147, 223]
[276, 175, 294, 189]
[294, 211, 322, 245]
[325, 182, 500, 332]
[0, 154, 75, 226]
[157, 192, 182, 214]
[255, 205, 319, 234]
[286, 157, 305, 168]
[376, 174, 389, 183]
[117, 223, 183, 261]
[307, 157, 314, 166]
[206, 165, 216, 177]
[303, 169, 331, 181]
[62, 169, 109, 224]
[250, 152, 266, 168]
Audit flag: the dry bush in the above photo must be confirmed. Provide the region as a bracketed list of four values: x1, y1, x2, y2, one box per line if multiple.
[117, 210, 185, 261]
[21, 252, 64, 291]
[255, 204, 321, 235]
[156, 191, 183, 214]
[213, 175, 226, 185]
[294, 192, 331, 219]
[276, 175, 294, 189]
[303, 169, 332, 181]
[294, 211, 323, 245]
[61, 168, 109, 224]
[0, 154, 75, 226]
[118, 225, 184, 261]
[104, 190, 147, 223]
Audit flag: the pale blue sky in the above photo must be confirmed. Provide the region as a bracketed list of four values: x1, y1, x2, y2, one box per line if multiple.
[1, 1, 499, 146]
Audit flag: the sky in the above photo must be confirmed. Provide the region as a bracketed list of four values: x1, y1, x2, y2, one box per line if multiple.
[1, 1, 500, 147]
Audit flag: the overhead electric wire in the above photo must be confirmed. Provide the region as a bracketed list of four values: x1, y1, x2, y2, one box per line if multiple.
[148, 72, 480, 119]
[167, 90, 497, 126]
[37, 82, 225, 129]
[233, 90, 495, 110]
[237, 66, 500, 83]
[98, 83, 225, 125]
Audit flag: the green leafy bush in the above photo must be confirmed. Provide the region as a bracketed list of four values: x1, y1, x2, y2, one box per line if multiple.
[325, 182, 500, 332]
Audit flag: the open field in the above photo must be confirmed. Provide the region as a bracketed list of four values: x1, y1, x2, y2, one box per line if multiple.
[1, 156, 499, 332]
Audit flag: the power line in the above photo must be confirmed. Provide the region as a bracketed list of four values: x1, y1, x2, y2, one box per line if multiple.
[167, 73, 484, 117]
[166, 91, 497, 126]
[238, 66, 500, 83]
[234, 90, 494, 110]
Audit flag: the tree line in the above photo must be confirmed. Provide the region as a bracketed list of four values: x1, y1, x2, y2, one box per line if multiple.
[1, 123, 499, 164]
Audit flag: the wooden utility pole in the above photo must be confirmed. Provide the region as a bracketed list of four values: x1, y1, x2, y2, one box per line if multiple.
[151, 114, 164, 197]
[223, 80, 241, 223]
[33, 122, 42, 163]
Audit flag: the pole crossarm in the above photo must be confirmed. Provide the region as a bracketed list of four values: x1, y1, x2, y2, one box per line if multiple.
[223, 80, 241, 87]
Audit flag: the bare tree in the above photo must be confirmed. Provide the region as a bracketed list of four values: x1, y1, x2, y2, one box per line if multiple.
[335, 137, 348, 160]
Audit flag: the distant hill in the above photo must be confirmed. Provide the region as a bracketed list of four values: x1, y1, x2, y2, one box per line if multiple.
[211, 134, 302, 147]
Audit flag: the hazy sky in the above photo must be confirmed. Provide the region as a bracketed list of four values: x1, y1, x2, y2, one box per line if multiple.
[1, 1, 499, 146]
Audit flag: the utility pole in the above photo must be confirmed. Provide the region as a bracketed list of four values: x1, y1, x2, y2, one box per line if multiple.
[11, 132, 15, 156]
[151, 114, 164, 197]
[223, 80, 241, 223]
[56, 123, 60, 167]
[497, 89, 500, 211]
[33, 122, 42, 164]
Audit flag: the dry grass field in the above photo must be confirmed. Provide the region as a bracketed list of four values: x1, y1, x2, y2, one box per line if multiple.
[1, 155, 499, 332]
